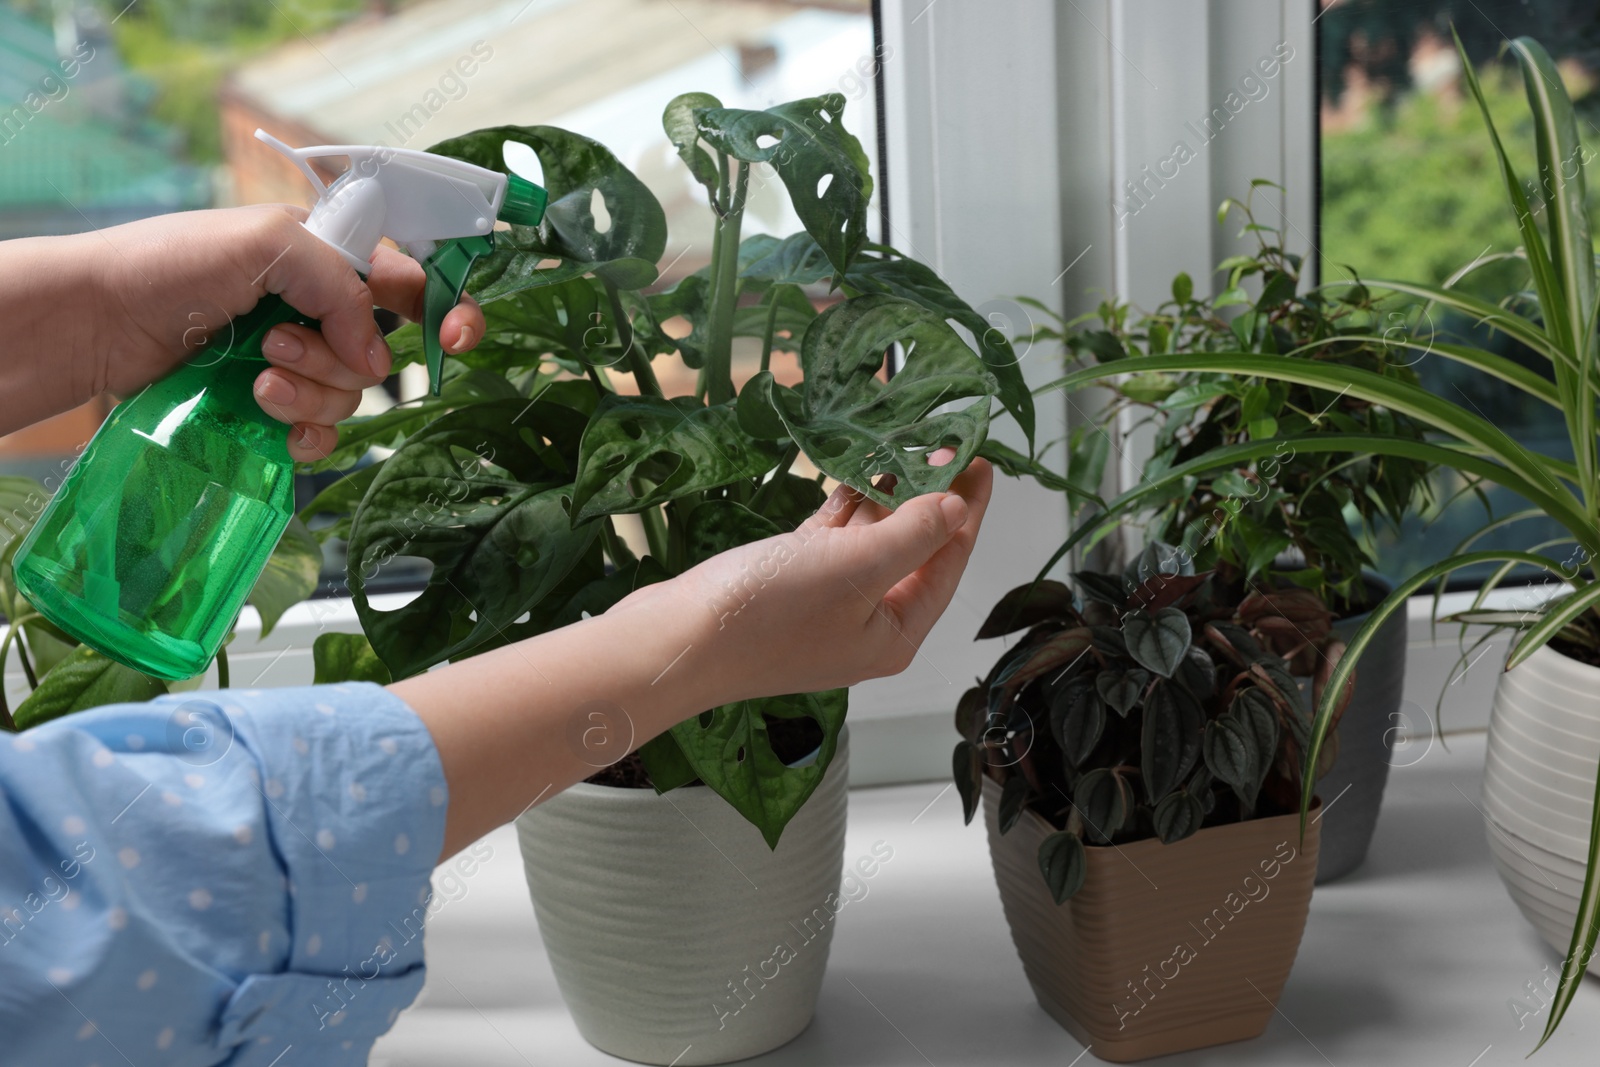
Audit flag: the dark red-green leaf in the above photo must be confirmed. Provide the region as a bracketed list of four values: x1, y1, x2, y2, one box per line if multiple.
[1141, 681, 1202, 803]
[976, 580, 1076, 639]
[1095, 667, 1149, 717]
[1074, 767, 1132, 844]
[953, 740, 983, 825]
[1124, 607, 1192, 677]
[1051, 679, 1105, 766]
[1039, 831, 1089, 904]
[1152, 790, 1205, 844]
[998, 774, 1031, 835]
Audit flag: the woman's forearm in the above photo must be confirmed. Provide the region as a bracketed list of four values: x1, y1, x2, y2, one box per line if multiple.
[392, 582, 720, 860]
[0, 232, 108, 433]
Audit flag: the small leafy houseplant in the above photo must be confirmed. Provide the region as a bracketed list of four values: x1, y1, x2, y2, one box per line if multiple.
[303, 91, 1019, 848]
[953, 549, 1348, 901]
[1036, 32, 1600, 1048]
[1019, 189, 1432, 615]
[952, 550, 1342, 1058]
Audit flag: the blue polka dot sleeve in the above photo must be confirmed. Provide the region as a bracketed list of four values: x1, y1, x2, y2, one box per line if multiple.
[0, 682, 449, 1066]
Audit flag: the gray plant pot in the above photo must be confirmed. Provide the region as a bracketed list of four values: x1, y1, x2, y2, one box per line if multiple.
[1313, 579, 1408, 882]
[515, 731, 849, 1065]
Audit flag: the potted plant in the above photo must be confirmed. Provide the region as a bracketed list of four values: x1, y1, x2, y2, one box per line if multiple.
[306, 91, 1016, 1064]
[951, 551, 1342, 1061]
[1015, 208, 1433, 881]
[1037, 32, 1600, 1051]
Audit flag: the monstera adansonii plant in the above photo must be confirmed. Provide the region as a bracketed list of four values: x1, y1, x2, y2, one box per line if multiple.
[302, 92, 1029, 847]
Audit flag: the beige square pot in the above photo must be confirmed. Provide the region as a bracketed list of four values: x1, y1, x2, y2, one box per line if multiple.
[981, 776, 1320, 1062]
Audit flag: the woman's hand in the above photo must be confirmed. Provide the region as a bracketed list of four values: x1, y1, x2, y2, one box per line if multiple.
[615, 451, 996, 702]
[0, 205, 485, 462]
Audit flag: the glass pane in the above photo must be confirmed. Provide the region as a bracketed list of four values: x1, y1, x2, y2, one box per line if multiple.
[1318, 1, 1600, 589]
[0, 0, 879, 596]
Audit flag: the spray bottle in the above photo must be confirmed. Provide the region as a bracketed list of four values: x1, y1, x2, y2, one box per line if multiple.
[12, 130, 547, 681]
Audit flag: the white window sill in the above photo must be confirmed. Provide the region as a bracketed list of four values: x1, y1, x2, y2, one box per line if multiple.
[373, 729, 1596, 1065]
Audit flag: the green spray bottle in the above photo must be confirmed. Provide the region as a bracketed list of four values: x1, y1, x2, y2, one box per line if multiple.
[12, 130, 547, 681]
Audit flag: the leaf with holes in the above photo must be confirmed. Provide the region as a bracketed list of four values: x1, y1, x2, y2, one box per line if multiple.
[847, 248, 1035, 450]
[1038, 831, 1088, 904]
[1152, 790, 1204, 844]
[570, 394, 783, 523]
[640, 274, 712, 369]
[777, 295, 994, 508]
[1141, 680, 1202, 803]
[1124, 607, 1192, 678]
[695, 94, 872, 275]
[736, 370, 797, 441]
[346, 400, 599, 678]
[998, 774, 1031, 835]
[429, 125, 668, 293]
[670, 688, 848, 849]
[1074, 767, 1132, 844]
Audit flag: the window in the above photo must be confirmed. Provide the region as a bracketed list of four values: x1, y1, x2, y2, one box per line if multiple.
[1317, 0, 1600, 588]
[0, 0, 881, 595]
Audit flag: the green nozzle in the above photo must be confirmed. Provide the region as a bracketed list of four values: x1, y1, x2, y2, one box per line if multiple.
[500, 174, 548, 226]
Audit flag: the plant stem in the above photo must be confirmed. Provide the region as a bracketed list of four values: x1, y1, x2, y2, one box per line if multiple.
[704, 162, 750, 407]
[601, 517, 637, 570]
[666, 500, 688, 574]
[760, 291, 781, 373]
[14, 629, 37, 690]
[216, 645, 230, 689]
[581, 359, 608, 399]
[605, 281, 662, 398]
[750, 444, 800, 515]
[639, 502, 670, 562]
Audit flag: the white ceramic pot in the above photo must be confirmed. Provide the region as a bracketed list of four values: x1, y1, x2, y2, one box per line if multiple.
[1484, 644, 1600, 973]
[515, 730, 849, 1065]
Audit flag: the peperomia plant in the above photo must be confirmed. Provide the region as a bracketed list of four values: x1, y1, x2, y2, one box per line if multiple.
[952, 549, 1349, 903]
[305, 92, 1023, 847]
[1016, 190, 1432, 616]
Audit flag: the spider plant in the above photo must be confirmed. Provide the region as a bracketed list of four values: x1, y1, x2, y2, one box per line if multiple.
[1037, 32, 1600, 1047]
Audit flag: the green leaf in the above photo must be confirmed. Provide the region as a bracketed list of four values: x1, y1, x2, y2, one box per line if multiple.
[684, 499, 781, 569]
[976, 579, 1076, 639]
[570, 394, 782, 523]
[1171, 272, 1193, 304]
[14, 645, 166, 729]
[1203, 715, 1258, 809]
[779, 294, 995, 508]
[695, 94, 873, 276]
[1095, 667, 1148, 716]
[1038, 831, 1088, 904]
[0, 475, 47, 618]
[846, 250, 1036, 450]
[1123, 607, 1191, 677]
[638, 732, 700, 793]
[669, 688, 847, 849]
[311, 632, 392, 686]
[429, 125, 668, 293]
[953, 740, 983, 825]
[1141, 680, 1201, 803]
[997, 773, 1031, 835]
[346, 399, 600, 677]
[742, 231, 835, 286]
[1050, 678, 1105, 766]
[247, 517, 322, 639]
[736, 370, 797, 441]
[298, 463, 382, 543]
[1152, 790, 1204, 844]
[662, 91, 722, 198]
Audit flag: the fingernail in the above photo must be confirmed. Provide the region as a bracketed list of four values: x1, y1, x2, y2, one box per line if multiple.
[255, 372, 296, 406]
[939, 493, 969, 531]
[263, 328, 303, 363]
[451, 324, 475, 354]
[366, 334, 391, 378]
[297, 426, 319, 450]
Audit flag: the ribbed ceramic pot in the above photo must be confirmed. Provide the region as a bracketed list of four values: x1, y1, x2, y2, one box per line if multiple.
[515, 731, 849, 1066]
[1313, 579, 1408, 883]
[982, 776, 1320, 1062]
[1483, 644, 1600, 973]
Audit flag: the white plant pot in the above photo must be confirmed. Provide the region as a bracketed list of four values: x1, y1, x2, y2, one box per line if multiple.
[1484, 644, 1600, 973]
[515, 730, 849, 1065]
